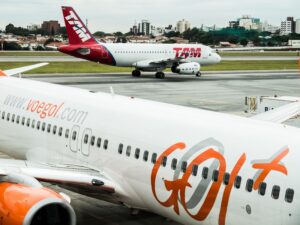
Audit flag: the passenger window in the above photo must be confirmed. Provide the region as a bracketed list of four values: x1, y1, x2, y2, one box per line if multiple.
[272, 185, 280, 200]
[65, 129, 69, 138]
[202, 167, 209, 179]
[135, 148, 140, 159]
[285, 188, 294, 203]
[104, 140, 108, 150]
[47, 124, 51, 133]
[143, 151, 149, 162]
[84, 134, 89, 144]
[26, 118, 30, 127]
[161, 156, 167, 167]
[31, 120, 35, 128]
[151, 153, 157, 164]
[97, 138, 101, 148]
[259, 182, 267, 196]
[72, 131, 77, 140]
[223, 173, 230, 185]
[181, 161, 187, 173]
[11, 114, 15, 123]
[22, 117, 26, 125]
[37, 121, 41, 130]
[90, 136, 95, 146]
[7, 113, 10, 121]
[42, 122, 46, 131]
[53, 125, 57, 135]
[246, 179, 254, 192]
[1, 112, 4, 120]
[192, 165, 198, 176]
[119, 144, 124, 154]
[171, 158, 177, 170]
[125, 145, 131, 156]
[212, 170, 219, 182]
[16, 115, 20, 124]
[235, 176, 242, 189]
[58, 127, 63, 136]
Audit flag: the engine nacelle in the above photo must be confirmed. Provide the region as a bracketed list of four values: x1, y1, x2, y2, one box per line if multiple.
[0, 182, 76, 225]
[172, 62, 201, 75]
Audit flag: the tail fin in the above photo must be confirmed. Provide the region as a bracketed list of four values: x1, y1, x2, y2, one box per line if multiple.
[62, 6, 97, 45]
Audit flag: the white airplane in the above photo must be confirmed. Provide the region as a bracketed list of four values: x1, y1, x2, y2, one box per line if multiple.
[57, 6, 221, 79]
[0, 63, 300, 225]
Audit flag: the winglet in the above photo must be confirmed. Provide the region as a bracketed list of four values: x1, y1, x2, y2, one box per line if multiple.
[1, 63, 48, 77]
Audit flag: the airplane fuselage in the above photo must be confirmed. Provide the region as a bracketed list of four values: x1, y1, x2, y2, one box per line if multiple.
[0, 77, 299, 225]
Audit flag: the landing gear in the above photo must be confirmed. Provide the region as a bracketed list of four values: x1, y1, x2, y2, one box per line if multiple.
[132, 69, 141, 77]
[155, 72, 165, 79]
[196, 71, 201, 77]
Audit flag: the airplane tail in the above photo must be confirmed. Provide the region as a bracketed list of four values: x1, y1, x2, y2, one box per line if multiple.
[62, 6, 97, 45]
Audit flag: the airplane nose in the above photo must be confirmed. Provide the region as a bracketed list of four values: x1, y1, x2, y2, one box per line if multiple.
[215, 53, 221, 63]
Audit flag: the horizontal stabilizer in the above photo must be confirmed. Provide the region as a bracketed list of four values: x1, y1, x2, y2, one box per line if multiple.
[252, 101, 300, 123]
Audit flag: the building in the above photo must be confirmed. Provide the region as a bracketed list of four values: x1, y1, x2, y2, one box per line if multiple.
[138, 20, 151, 35]
[237, 15, 262, 30]
[229, 21, 239, 29]
[130, 25, 138, 35]
[150, 26, 165, 36]
[296, 19, 300, 34]
[280, 17, 295, 35]
[27, 24, 41, 31]
[176, 19, 191, 33]
[262, 21, 280, 33]
[41, 21, 61, 35]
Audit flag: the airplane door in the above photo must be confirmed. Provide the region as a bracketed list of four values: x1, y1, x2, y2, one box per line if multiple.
[70, 125, 80, 153]
[81, 128, 92, 156]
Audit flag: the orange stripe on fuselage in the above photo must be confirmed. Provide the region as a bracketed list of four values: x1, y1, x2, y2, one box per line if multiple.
[0, 70, 6, 76]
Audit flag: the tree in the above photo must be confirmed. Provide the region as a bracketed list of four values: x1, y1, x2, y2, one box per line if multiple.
[3, 42, 22, 50]
[5, 24, 15, 33]
[93, 31, 106, 37]
[114, 31, 123, 37]
[240, 38, 249, 46]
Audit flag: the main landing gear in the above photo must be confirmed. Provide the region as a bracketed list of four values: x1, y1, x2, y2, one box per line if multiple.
[132, 69, 141, 77]
[155, 72, 165, 79]
[196, 71, 201, 77]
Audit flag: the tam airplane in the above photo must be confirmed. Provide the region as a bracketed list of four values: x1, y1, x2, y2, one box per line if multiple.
[0, 63, 300, 225]
[58, 6, 221, 79]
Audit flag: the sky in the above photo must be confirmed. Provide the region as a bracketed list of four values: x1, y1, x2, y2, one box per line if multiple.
[0, 0, 299, 33]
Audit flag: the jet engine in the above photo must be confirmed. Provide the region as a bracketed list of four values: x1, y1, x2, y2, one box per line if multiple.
[0, 174, 76, 225]
[171, 62, 201, 75]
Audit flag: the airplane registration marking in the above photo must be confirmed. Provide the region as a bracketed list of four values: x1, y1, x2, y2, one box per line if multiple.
[151, 141, 289, 225]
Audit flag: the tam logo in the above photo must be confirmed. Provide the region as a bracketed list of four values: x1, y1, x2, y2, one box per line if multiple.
[65, 10, 91, 42]
[174, 47, 202, 58]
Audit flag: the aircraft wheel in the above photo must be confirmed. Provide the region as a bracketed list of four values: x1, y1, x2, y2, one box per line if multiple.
[132, 70, 141, 77]
[196, 71, 201, 77]
[155, 72, 165, 79]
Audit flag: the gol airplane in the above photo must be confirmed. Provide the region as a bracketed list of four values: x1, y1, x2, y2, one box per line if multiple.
[0, 63, 299, 225]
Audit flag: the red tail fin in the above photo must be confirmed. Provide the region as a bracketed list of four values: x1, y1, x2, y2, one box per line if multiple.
[62, 6, 97, 45]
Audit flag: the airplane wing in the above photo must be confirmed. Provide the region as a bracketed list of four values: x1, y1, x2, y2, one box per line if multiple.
[0, 159, 116, 193]
[0, 63, 48, 76]
[251, 101, 300, 123]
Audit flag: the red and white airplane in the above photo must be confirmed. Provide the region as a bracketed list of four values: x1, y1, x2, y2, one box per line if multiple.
[0, 63, 300, 225]
[58, 6, 221, 79]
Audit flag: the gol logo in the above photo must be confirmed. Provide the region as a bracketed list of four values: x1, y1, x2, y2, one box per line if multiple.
[65, 10, 91, 42]
[151, 140, 289, 225]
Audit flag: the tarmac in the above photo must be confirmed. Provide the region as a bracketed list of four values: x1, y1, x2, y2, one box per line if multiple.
[3, 69, 300, 225]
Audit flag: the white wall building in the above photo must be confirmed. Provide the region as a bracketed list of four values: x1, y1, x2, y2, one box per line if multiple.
[262, 21, 280, 33]
[280, 18, 294, 35]
[296, 19, 300, 34]
[138, 20, 151, 35]
[238, 15, 262, 30]
[176, 19, 191, 33]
